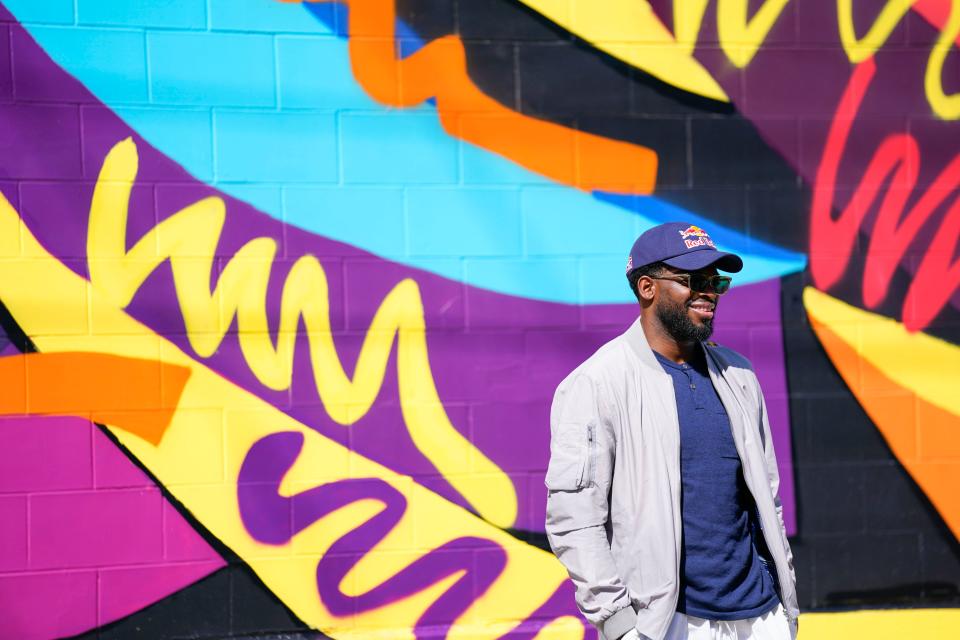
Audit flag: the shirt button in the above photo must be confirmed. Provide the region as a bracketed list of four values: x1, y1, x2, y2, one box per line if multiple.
[690, 383, 696, 389]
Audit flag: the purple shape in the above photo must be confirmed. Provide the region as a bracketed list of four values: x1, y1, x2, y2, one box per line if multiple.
[238, 431, 508, 637]
[0, 179, 18, 209]
[18, 181, 98, 264]
[0, 103, 81, 180]
[11, 28, 93, 103]
[0, 570, 97, 640]
[0, 24, 11, 103]
[343, 258, 465, 332]
[473, 401, 548, 473]
[465, 285, 581, 330]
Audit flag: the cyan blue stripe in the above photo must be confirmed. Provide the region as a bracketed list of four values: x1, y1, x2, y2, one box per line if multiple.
[595, 193, 806, 265]
[4, 0, 805, 305]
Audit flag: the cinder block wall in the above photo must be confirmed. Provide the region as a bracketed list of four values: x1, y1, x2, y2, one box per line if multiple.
[0, 1, 957, 638]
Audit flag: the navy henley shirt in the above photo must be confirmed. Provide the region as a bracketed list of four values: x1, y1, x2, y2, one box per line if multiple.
[653, 346, 780, 620]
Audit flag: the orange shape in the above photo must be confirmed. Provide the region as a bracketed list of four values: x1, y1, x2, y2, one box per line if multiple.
[0, 352, 190, 445]
[808, 312, 960, 541]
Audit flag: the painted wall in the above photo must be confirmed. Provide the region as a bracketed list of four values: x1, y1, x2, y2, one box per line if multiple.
[0, 1, 957, 638]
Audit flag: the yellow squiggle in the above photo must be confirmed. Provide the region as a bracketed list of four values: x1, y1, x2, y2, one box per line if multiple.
[925, 0, 960, 119]
[837, 0, 914, 63]
[717, 0, 791, 68]
[85, 137, 517, 528]
[838, 0, 960, 120]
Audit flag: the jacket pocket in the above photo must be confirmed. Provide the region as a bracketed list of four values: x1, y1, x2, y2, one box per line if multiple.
[545, 422, 594, 491]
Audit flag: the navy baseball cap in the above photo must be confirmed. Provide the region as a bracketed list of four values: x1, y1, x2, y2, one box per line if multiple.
[625, 222, 743, 274]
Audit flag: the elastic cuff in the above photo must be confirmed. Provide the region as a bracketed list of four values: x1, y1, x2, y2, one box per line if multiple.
[601, 606, 638, 640]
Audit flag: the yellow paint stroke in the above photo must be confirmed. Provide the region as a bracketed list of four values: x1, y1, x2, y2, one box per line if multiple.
[802, 287, 959, 417]
[516, 0, 729, 102]
[925, 0, 960, 119]
[798, 607, 960, 639]
[674, 0, 710, 53]
[520, 0, 960, 119]
[84, 137, 517, 529]
[717, 0, 791, 68]
[837, 0, 915, 63]
[0, 190, 576, 639]
[838, 0, 960, 119]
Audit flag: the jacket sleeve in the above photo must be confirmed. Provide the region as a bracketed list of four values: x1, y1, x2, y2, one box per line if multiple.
[754, 374, 797, 594]
[545, 373, 636, 640]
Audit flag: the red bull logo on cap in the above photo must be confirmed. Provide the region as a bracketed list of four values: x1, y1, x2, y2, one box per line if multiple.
[679, 225, 716, 249]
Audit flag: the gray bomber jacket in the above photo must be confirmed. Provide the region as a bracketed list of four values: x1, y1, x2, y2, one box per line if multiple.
[545, 318, 798, 640]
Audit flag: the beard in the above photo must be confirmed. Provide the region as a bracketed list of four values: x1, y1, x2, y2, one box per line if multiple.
[655, 296, 713, 343]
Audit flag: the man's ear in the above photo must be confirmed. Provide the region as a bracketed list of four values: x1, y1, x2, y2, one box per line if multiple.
[636, 275, 656, 303]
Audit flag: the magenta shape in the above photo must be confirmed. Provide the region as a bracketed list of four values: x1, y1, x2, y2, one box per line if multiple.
[0, 495, 27, 571]
[98, 561, 225, 624]
[0, 415, 92, 493]
[93, 428, 157, 489]
[0, 415, 225, 637]
[29, 487, 165, 570]
[0, 24, 11, 102]
[163, 499, 223, 562]
[0, 571, 97, 640]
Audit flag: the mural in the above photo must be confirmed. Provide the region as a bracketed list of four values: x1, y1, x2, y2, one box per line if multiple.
[0, 0, 957, 638]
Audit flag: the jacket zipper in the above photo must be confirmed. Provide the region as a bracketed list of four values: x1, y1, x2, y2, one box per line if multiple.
[586, 424, 595, 486]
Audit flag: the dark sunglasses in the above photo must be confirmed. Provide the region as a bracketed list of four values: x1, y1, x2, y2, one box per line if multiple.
[649, 272, 732, 295]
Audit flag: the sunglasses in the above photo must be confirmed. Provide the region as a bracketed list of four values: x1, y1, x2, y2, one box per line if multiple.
[649, 272, 733, 295]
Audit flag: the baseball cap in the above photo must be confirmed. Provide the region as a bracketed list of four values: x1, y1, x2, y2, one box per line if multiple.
[625, 222, 743, 274]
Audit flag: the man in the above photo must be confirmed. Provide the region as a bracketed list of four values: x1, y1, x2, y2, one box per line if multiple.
[545, 222, 798, 640]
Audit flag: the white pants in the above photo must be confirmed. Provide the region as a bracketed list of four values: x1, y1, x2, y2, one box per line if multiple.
[660, 604, 796, 640]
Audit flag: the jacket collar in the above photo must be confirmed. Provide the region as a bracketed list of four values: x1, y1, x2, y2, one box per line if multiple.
[623, 315, 663, 371]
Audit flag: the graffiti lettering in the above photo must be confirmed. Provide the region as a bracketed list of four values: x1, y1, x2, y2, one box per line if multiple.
[516, 0, 960, 118]
[838, 0, 960, 119]
[86, 138, 517, 528]
[811, 58, 960, 331]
